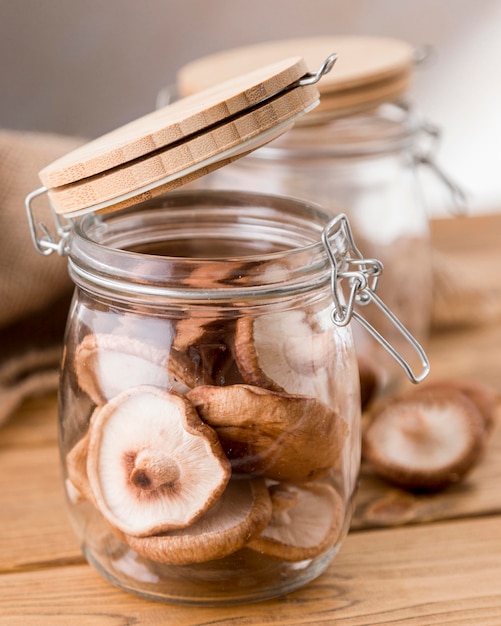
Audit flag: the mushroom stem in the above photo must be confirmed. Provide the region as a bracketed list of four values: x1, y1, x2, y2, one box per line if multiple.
[129, 449, 181, 491]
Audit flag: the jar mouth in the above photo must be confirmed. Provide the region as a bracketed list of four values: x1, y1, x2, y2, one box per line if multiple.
[67, 190, 344, 302]
[250, 102, 420, 159]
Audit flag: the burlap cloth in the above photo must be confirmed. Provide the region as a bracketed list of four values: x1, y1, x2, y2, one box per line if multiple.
[0, 130, 85, 426]
[0, 129, 500, 428]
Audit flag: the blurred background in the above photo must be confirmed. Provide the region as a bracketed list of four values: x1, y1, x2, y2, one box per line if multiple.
[1, 0, 500, 216]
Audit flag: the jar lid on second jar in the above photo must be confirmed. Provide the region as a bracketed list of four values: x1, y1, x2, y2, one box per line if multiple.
[177, 36, 416, 121]
[37, 56, 324, 218]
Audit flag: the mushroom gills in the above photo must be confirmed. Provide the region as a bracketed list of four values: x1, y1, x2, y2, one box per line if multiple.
[86, 385, 231, 536]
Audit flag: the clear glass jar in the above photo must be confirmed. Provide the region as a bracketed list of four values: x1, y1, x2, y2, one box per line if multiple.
[59, 190, 363, 605]
[195, 103, 433, 392]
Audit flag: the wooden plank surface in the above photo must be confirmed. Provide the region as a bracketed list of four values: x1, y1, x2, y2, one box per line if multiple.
[1, 516, 501, 624]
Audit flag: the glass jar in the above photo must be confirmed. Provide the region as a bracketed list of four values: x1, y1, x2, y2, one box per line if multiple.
[195, 103, 433, 392]
[57, 190, 367, 605]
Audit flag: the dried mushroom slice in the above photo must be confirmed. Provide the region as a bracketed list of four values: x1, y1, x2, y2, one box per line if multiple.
[411, 378, 499, 436]
[362, 388, 487, 490]
[188, 384, 348, 481]
[173, 316, 243, 387]
[125, 478, 272, 565]
[247, 482, 344, 561]
[234, 310, 333, 396]
[65, 429, 93, 504]
[357, 355, 382, 411]
[74, 333, 190, 404]
[86, 385, 231, 537]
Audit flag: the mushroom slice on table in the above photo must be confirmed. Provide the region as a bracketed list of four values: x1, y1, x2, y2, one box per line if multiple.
[410, 378, 499, 436]
[86, 385, 231, 537]
[125, 478, 272, 565]
[362, 388, 488, 490]
[247, 482, 344, 561]
[74, 333, 191, 405]
[188, 384, 348, 481]
[234, 310, 333, 395]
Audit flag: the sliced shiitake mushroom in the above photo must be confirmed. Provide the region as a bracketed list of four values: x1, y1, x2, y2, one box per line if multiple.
[188, 384, 348, 482]
[125, 478, 272, 565]
[65, 429, 93, 504]
[410, 378, 499, 436]
[86, 385, 231, 537]
[234, 310, 334, 397]
[362, 388, 488, 490]
[74, 333, 192, 404]
[247, 482, 344, 561]
[173, 316, 243, 387]
[358, 355, 382, 411]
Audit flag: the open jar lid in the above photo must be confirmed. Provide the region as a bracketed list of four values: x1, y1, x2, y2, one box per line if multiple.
[38, 56, 323, 217]
[177, 36, 415, 121]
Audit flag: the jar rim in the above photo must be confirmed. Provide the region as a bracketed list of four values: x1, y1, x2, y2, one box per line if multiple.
[67, 190, 344, 303]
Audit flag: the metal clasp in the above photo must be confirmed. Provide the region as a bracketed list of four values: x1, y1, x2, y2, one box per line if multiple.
[25, 187, 71, 256]
[296, 53, 338, 87]
[322, 214, 430, 384]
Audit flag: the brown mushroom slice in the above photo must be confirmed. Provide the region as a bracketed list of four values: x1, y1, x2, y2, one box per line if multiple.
[410, 378, 499, 436]
[234, 310, 333, 397]
[362, 389, 487, 490]
[125, 478, 272, 565]
[188, 384, 348, 481]
[86, 385, 231, 537]
[65, 430, 93, 504]
[173, 316, 243, 387]
[75, 333, 191, 404]
[247, 482, 344, 561]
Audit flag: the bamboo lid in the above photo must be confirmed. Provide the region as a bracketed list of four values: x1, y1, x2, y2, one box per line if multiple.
[39, 56, 320, 216]
[177, 37, 415, 118]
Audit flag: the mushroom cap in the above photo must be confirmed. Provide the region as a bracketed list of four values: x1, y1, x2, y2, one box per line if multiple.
[411, 378, 499, 436]
[362, 388, 487, 490]
[234, 310, 335, 400]
[65, 429, 94, 504]
[188, 383, 348, 481]
[75, 333, 190, 404]
[86, 385, 231, 536]
[125, 478, 272, 565]
[247, 482, 344, 561]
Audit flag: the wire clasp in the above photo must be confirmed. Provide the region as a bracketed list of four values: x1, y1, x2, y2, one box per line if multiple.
[322, 214, 430, 384]
[25, 187, 71, 256]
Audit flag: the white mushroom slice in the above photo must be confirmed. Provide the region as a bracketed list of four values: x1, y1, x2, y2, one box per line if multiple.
[75, 333, 190, 404]
[247, 482, 344, 561]
[362, 388, 488, 490]
[125, 478, 272, 565]
[188, 384, 348, 481]
[86, 385, 231, 537]
[234, 310, 333, 397]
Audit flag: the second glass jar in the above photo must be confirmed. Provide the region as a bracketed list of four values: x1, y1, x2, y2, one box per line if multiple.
[195, 103, 433, 392]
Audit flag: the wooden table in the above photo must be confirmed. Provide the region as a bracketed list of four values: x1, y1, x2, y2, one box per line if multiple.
[2, 214, 501, 624]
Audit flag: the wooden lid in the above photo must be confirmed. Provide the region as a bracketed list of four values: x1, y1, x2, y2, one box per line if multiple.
[177, 36, 414, 118]
[40, 57, 319, 216]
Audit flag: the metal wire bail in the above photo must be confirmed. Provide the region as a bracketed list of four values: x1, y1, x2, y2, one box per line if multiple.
[25, 186, 70, 256]
[321, 214, 430, 384]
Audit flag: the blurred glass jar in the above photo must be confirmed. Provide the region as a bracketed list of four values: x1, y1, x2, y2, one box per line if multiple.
[195, 102, 433, 391]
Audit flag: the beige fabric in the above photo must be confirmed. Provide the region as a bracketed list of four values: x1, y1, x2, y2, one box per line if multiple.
[0, 130, 84, 426]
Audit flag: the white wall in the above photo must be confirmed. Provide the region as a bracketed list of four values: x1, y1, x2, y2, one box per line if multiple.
[1, 0, 500, 216]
